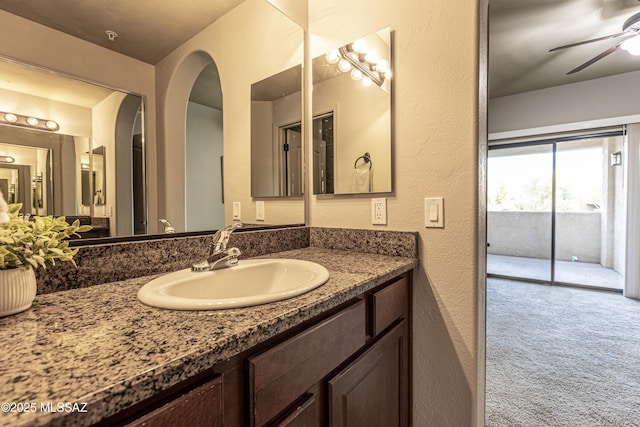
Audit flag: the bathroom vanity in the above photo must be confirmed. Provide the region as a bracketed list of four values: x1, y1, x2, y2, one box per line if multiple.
[106, 272, 410, 426]
[0, 237, 417, 427]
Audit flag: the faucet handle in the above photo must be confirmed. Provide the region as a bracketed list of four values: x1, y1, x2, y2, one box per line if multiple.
[210, 222, 243, 253]
[159, 219, 175, 233]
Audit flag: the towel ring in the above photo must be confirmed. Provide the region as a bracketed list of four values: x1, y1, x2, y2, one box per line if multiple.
[354, 152, 372, 170]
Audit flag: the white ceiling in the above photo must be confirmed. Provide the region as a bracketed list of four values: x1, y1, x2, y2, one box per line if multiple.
[489, 0, 640, 98]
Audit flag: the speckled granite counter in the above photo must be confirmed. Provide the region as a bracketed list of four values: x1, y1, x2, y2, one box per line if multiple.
[0, 247, 417, 427]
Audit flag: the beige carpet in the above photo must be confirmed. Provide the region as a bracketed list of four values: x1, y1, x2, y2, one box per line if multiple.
[486, 278, 640, 426]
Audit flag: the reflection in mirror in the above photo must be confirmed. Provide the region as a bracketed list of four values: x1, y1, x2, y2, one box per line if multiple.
[186, 61, 224, 232]
[1, 0, 306, 239]
[312, 27, 392, 194]
[0, 142, 51, 213]
[251, 65, 303, 198]
[0, 57, 146, 237]
[92, 146, 106, 205]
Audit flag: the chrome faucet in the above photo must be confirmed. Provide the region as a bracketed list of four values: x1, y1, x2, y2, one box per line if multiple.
[159, 219, 175, 233]
[192, 222, 242, 272]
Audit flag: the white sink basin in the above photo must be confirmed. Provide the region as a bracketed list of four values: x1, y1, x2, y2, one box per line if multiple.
[137, 259, 330, 310]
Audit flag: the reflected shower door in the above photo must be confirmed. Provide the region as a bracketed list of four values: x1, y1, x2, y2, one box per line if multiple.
[487, 144, 553, 282]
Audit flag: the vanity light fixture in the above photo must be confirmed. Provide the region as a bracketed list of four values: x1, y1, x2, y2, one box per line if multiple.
[0, 155, 15, 164]
[0, 111, 59, 132]
[325, 39, 390, 87]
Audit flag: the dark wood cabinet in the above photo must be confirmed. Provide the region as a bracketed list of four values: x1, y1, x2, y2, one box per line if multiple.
[248, 300, 367, 426]
[249, 273, 412, 426]
[328, 320, 410, 427]
[126, 375, 223, 427]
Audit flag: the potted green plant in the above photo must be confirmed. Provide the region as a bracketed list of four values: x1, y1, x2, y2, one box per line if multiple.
[0, 202, 91, 317]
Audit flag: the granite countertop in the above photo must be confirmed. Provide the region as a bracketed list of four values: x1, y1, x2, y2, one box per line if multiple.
[0, 247, 417, 427]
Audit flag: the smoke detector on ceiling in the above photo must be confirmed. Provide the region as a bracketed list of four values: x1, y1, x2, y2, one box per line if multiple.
[104, 30, 118, 42]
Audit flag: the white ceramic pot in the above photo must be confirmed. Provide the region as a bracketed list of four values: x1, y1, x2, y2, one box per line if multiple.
[0, 268, 37, 317]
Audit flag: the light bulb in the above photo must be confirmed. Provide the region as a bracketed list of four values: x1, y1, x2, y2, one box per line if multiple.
[338, 59, 351, 73]
[364, 49, 378, 64]
[362, 77, 372, 87]
[350, 69, 363, 81]
[375, 58, 390, 74]
[325, 49, 340, 64]
[352, 39, 367, 54]
[45, 120, 59, 131]
[4, 113, 17, 123]
[26, 117, 39, 126]
[621, 36, 640, 56]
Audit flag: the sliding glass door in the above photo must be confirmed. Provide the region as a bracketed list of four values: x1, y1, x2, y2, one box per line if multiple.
[487, 131, 626, 290]
[487, 144, 553, 282]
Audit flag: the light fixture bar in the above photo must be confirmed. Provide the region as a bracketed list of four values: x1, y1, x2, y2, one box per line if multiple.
[0, 111, 59, 132]
[338, 46, 385, 87]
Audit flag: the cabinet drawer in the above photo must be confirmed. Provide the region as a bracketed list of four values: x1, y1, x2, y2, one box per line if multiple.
[249, 300, 366, 426]
[127, 375, 222, 427]
[371, 275, 409, 337]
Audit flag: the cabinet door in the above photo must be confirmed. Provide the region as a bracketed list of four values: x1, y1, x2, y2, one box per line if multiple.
[328, 320, 409, 427]
[271, 393, 318, 427]
[126, 376, 223, 427]
[249, 300, 366, 426]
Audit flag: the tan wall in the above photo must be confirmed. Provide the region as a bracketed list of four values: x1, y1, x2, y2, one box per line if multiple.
[309, 0, 479, 425]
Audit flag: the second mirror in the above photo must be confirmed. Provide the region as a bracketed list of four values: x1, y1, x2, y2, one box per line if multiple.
[312, 28, 392, 195]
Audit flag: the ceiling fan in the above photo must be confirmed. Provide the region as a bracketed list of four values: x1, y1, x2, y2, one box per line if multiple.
[549, 11, 640, 74]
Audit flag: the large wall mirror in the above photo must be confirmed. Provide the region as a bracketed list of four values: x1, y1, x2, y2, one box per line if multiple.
[0, 0, 305, 240]
[0, 58, 144, 238]
[312, 27, 392, 194]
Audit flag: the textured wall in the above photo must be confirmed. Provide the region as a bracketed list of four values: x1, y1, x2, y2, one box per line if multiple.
[309, 0, 479, 425]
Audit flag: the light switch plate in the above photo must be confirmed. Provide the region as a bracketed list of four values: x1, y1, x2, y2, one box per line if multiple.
[256, 201, 265, 221]
[233, 202, 241, 220]
[372, 198, 387, 225]
[425, 197, 444, 228]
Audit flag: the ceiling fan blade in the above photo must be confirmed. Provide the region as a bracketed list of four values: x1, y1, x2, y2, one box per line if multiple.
[566, 42, 623, 74]
[549, 31, 631, 52]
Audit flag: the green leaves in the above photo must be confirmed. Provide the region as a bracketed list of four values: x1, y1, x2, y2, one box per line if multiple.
[0, 203, 90, 270]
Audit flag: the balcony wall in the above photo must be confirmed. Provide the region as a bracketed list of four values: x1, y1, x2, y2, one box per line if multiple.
[488, 211, 601, 263]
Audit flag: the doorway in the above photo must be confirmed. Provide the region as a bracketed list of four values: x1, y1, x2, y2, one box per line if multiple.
[278, 122, 303, 197]
[487, 131, 626, 291]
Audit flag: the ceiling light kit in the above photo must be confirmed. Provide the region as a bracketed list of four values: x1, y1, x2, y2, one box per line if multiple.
[0, 112, 59, 132]
[325, 38, 390, 87]
[550, 11, 640, 74]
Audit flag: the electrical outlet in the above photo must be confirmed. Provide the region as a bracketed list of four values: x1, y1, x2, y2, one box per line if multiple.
[371, 197, 387, 225]
[233, 201, 241, 220]
[256, 201, 265, 221]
